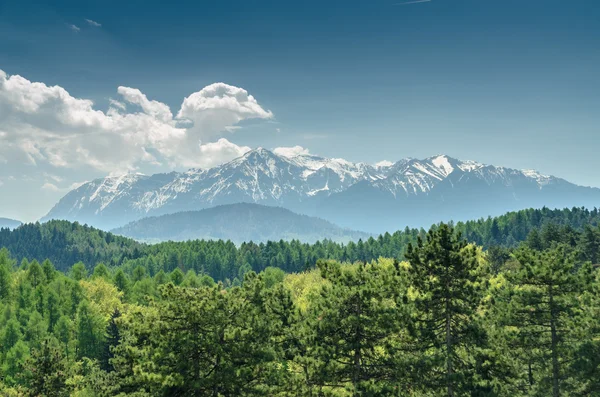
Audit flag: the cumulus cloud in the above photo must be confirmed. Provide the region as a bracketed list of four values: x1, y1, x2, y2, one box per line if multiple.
[117, 86, 173, 122]
[85, 19, 101, 27]
[273, 146, 311, 158]
[0, 69, 273, 175]
[174, 83, 273, 164]
[197, 138, 251, 168]
[68, 24, 80, 33]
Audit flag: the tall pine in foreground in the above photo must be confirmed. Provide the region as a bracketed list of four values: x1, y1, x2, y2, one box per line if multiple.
[293, 259, 410, 396]
[405, 224, 489, 396]
[494, 245, 594, 396]
[118, 273, 293, 396]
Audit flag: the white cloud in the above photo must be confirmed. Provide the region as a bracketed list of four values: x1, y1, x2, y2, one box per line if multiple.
[117, 86, 173, 122]
[85, 19, 101, 27]
[0, 69, 273, 174]
[41, 182, 60, 192]
[68, 24, 80, 33]
[43, 173, 64, 183]
[109, 98, 126, 111]
[375, 160, 394, 168]
[196, 138, 251, 169]
[273, 146, 311, 158]
[177, 83, 272, 141]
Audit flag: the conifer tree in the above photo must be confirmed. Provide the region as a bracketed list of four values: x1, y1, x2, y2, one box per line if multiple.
[404, 223, 488, 396]
[494, 245, 593, 396]
[0, 252, 12, 301]
[120, 274, 291, 396]
[76, 300, 105, 360]
[295, 259, 409, 396]
[102, 308, 122, 372]
[22, 336, 70, 397]
[70, 262, 87, 280]
[113, 268, 131, 298]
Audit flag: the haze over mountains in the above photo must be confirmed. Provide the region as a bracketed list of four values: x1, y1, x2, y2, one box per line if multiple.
[42, 149, 600, 234]
[0, 218, 22, 230]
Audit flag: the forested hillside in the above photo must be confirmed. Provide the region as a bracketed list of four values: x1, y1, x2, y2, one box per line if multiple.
[1, 223, 599, 396]
[2, 207, 600, 283]
[0, 221, 143, 271]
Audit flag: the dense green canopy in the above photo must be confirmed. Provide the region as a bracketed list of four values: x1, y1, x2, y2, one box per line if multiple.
[1, 207, 600, 395]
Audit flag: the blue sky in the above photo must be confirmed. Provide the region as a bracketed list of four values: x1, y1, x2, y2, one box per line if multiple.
[0, 0, 599, 221]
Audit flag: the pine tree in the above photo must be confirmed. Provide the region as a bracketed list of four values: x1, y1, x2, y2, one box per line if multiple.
[494, 245, 592, 396]
[2, 318, 23, 351]
[76, 300, 105, 360]
[579, 225, 600, 264]
[113, 268, 131, 298]
[404, 223, 488, 396]
[93, 263, 110, 280]
[70, 262, 87, 280]
[169, 268, 184, 285]
[46, 289, 61, 332]
[119, 275, 291, 396]
[42, 259, 56, 283]
[22, 336, 70, 397]
[0, 251, 12, 301]
[295, 259, 409, 396]
[27, 260, 45, 288]
[102, 308, 122, 372]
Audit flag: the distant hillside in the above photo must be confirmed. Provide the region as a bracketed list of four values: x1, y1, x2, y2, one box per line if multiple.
[0, 218, 22, 230]
[0, 206, 599, 279]
[0, 220, 143, 272]
[111, 203, 372, 244]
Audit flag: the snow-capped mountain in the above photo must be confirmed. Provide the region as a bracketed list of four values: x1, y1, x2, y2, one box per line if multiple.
[42, 149, 600, 233]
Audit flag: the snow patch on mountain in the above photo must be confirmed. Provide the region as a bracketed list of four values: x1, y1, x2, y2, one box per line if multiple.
[43, 149, 577, 230]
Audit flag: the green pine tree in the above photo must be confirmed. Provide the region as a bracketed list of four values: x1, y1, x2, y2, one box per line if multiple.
[404, 223, 489, 396]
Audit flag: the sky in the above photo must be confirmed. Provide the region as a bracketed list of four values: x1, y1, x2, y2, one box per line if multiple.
[0, 0, 599, 222]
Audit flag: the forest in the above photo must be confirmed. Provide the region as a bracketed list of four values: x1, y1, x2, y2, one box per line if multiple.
[1, 206, 600, 283]
[0, 207, 600, 395]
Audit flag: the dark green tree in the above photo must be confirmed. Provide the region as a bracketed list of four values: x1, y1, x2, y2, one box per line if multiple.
[22, 336, 70, 397]
[170, 268, 184, 285]
[295, 259, 409, 396]
[119, 274, 291, 396]
[76, 300, 105, 360]
[404, 223, 489, 396]
[102, 308, 122, 372]
[494, 245, 593, 396]
[70, 262, 88, 280]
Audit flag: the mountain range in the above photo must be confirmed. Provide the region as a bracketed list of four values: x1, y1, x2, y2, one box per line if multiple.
[42, 149, 600, 233]
[111, 203, 370, 244]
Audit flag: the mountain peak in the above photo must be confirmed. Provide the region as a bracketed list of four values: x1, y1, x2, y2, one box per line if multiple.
[43, 150, 596, 232]
[241, 147, 276, 159]
[428, 154, 456, 176]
